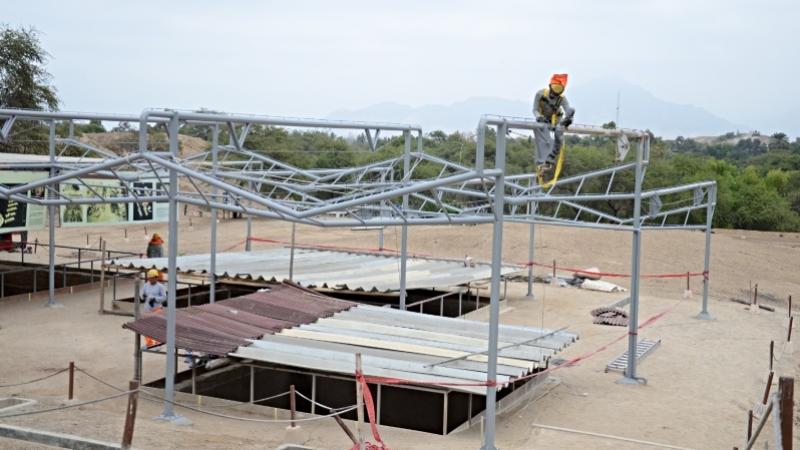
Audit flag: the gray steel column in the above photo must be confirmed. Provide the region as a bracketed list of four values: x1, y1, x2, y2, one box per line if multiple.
[621, 137, 645, 383]
[161, 113, 180, 419]
[47, 121, 56, 307]
[289, 222, 296, 281]
[526, 221, 535, 298]
[697, 184, 716, 320]
[245, 181, 252, 252]
[399, 131, 411, 310]
[481, 123, 506, 450]
[378, 172, 386, 250]
[526, 192, 535, 298]
[209, 124, 219, 304]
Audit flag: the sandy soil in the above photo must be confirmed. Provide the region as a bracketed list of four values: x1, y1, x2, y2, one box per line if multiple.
[0, 218, 798, 449]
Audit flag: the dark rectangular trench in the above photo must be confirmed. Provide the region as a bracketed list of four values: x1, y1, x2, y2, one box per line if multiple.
[0, 262, 101, 297]
[152, 363, 529, 435]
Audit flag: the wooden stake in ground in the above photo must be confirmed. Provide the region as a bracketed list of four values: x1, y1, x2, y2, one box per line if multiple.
[746, 409, 752, 441]
[68, 361, 74, 400]
[121, 380, 139, 450]
[778, 376, 793, 449]
[750, 284, 759, 314]
[763, 371, 774, 405]
[289, 384, 297, 429]
[770, 341, 774, 372]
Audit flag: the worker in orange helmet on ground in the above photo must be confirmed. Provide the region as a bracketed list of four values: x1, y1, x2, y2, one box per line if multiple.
[146, 233, 164, 258]
[533, 73, 575, 166]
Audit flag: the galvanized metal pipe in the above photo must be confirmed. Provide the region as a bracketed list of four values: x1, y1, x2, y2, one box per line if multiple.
[289, 222, 296, 281]
[47, 121, 56, 307]
[481, 123, 507, 450]
[143, 108, 421, 133]
[245, 180, 253, 252]
[161, 113, 180, 419]
[622, 137, 646, 383]
[399, 131, 411, 310]
[5, 153, 143, 197]
[527, 195, 535, 298]
[175, 195, 495, 227]
[698, 183, 716, 319]
[209, 124, 219, 304]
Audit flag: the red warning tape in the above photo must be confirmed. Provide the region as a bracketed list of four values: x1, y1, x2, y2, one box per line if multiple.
[518, 260, 708, 280]
[360, 302, 676, 389]
[354, 371, 390, 450]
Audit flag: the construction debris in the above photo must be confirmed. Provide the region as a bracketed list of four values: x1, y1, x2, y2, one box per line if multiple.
[605, 339, 661, 373]
[573, 266, 602, 280]
[580, 279, 627, 293]
[729, 297, 775, 312]
[591, 306, 629, 327]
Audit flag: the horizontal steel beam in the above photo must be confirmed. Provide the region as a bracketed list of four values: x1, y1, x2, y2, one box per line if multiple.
[141, 109, 422, 133]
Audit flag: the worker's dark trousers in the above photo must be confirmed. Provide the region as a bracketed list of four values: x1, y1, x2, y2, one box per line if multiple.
[534, 127, 564, 164]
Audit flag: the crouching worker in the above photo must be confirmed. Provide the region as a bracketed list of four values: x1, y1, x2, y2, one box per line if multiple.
[142, 269, 166, 313]
[146, 233, 164, 258]
[533, 73, 575, 167]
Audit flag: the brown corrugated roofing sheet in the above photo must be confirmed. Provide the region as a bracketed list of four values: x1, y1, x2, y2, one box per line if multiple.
[123, 282, 355, 356]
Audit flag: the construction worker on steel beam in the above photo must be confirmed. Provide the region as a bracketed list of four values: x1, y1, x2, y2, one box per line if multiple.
[533, 73, 575, 168]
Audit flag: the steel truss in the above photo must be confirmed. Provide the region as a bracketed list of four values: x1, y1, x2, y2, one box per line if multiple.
[0, 108, 716, 450]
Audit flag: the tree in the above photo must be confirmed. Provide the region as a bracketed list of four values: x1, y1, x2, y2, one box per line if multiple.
[771, 132, 789, 149]
[0, 25, 58, 110]
[602, 121, 616, 130]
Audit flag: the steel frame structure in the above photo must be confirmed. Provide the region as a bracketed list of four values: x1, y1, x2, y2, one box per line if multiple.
[0, 107, 716, 450]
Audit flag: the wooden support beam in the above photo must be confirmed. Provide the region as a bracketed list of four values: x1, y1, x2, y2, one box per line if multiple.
[121, 380, 139, 450]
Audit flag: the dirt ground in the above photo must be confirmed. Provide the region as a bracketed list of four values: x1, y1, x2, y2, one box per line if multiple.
[0, 217, 798, 449]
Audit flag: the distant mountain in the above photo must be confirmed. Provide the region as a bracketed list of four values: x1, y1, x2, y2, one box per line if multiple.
[329, 97, 531, 134]
[569, 78, 744, 138]
[328, 78, 746, 138]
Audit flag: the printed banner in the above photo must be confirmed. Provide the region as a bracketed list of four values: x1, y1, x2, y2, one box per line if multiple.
[0, 171, 48, 233]
[60, 178, 169, 227]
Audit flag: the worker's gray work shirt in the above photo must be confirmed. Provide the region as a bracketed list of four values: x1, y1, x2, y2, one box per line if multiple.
[141, 282, 166, 312]
[147, 243, 163, 258]
[533, 89, 575, 123]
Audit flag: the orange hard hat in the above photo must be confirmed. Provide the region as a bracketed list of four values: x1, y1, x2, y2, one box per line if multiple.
[549, 73, 568, 88]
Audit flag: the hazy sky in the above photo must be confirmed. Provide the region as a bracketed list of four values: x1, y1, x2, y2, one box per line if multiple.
[4, 0, 798, 126]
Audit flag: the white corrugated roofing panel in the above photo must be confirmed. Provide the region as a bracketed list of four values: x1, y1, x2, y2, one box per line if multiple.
[113, 248, 517, 292]
[229, 304, 578, 394]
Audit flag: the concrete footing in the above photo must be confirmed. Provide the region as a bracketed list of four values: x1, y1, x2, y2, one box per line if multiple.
[0, 423, 122, 450]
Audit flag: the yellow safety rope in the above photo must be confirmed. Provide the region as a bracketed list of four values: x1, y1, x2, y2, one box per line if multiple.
[536, 114, 566, 189]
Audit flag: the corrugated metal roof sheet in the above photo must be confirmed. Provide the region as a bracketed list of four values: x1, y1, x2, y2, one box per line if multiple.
[123, 283, 355, 356]
[230, 304, 578, 395]
[112, 248, 516, 293]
